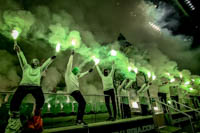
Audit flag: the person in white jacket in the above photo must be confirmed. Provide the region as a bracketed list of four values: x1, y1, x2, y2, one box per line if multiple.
[117, 79, 134, 118]
[65, 50, 93, 125]
[5, 41, 56, 133]
[96, 62, 116, 121]
[137, 82, 151, 115]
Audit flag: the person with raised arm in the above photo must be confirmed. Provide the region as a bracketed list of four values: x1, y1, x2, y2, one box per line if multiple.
[5, 40, 56, 133]
[96, 61, 117, 121]
[117, 79, 134, 118]
[137, 82, 151, 115]
[65, 50, 93, 126]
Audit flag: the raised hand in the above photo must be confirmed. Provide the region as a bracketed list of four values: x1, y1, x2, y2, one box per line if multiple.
[89, 68, 93, 73]
[14, 44, 20, 52]
[51, 56, 56, 60]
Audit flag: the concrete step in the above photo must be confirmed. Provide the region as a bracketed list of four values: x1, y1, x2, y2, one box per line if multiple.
[159, 126, 181, 133]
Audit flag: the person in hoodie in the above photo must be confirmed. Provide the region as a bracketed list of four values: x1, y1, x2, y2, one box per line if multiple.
[117, 78, 134, 119]
[5, 41, 56, 133]
[96, 62, 116, 121]
[65, 50, 93, 125]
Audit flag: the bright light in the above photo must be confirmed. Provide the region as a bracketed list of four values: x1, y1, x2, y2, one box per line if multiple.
[132, 102, 139, 108]
[147, 72, 151, 78]
[71, 39, 76, 46]
[180, 73, 183, 78]
[56, 42, 61, 52]
[154, 106, 159, 111]
[92, 56, 100, 65]
[184, 0, 195, 10]
[185, 81, 190, 85]
[168, 100, 171, 104]
[170, 78, 175, 83]
[189, 88, 193, 91]
[133, 68, 138, 74]
[110, 50, 117, 56]
[128, 66, 132, 72]
[11, 30, 19, 40]
[192, 79, 195, 82]
[149, 22, 161, 32]
[152, 75, 156, 80]
[48, 103, 51, 109]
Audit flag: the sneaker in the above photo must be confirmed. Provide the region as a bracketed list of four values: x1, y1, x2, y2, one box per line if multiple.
[5, 118, 22, 133]
[106, 117, 113, 121]
[76, 120, 88, 126]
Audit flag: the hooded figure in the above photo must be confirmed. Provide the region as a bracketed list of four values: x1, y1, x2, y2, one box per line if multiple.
[5, 42, 56, 133]
[65, 50, 93, 125]
[117, 79, 134, 119]
[96, 62, 117, 121]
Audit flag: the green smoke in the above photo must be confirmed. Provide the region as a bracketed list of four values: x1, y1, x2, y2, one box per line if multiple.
[48, 23, 69, 50]
[1, 0, 200, 97]
[0, 10, 35, 39]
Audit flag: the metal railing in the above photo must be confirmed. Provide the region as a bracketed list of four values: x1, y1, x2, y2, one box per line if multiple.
[0, 91, 117, 123]
[172, 100, 200, 114]
[156, 99, 195, 133]
[0, 91, 133, 121]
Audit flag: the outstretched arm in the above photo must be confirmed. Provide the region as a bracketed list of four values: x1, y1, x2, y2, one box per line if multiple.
[78, 68, 93, 78]
[41, 56, 56, 72]
[96, 65, 104, 78]
[137, 83, 147, 94]
[78, 71, 89, 78]
[142, 84, 150, 93]
[117, 79, 127, 91]
[14, 41, 28, 69]
[125, 80, 134, 89]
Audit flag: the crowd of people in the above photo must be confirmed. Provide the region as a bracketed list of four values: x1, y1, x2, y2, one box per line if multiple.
[4, 39, 200, 133]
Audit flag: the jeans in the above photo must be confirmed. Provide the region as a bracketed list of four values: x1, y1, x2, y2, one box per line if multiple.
[10, 86, 44, 113]
[120, 103, 131, 118]
[104, 89, 117, 118]
[71, 90, 86, 121]
[158, 93, 167, 113]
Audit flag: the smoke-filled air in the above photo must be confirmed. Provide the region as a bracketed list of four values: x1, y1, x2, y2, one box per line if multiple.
[0, 0, 200, 103]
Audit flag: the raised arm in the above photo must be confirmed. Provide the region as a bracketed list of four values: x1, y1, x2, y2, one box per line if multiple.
[78, 68, 93, 78]
[125, 80, 134, 89]
[137, 83, 147, 94]
[66, 51, 74, 75]
[14, 42, 28, 69]
[109, 62, 115, 77]
[117, 79, 127, 91]
[40, 56, 56, 72]
[96, 65, 104, 78]
[142, 84, 150, 93]
[78, 71, 89, 78]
